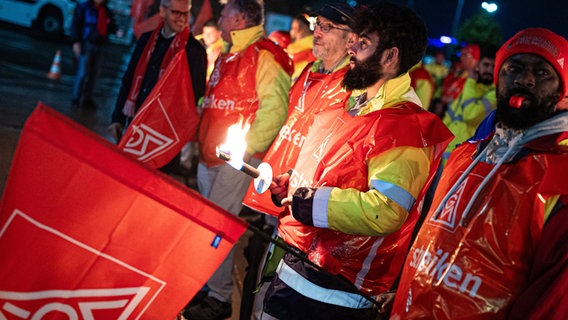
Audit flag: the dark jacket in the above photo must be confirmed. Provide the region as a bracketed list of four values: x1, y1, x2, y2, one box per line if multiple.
[71, 0, 117, 44]
[112, 30, 207, 125]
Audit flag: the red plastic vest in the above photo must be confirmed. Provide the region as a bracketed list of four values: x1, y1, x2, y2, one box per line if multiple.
[278, 103, 453, 295]
[198, 38, 293, 167]
[392, 138, 568, 319]
[242, 64, 351, 216]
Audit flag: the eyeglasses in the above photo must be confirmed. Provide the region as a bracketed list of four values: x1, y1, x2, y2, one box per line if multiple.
[167, 7, 190, 18]
[313, 21, 351, 33]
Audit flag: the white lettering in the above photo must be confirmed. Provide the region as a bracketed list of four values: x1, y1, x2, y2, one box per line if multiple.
[409, 246, 483, 298]
[202, 94, 235, 110]
[460, 273, 482, 297]
[429, 250, 449, 277]
[443, 264, 462, 288]
[276, 125, 306, 149]
[289, 169, 312, 191]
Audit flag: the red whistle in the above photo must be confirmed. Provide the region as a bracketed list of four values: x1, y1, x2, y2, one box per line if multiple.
[509, 96, 524, 109]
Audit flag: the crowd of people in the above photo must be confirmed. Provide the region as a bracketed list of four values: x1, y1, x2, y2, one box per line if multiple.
[74, 0, 568, 318]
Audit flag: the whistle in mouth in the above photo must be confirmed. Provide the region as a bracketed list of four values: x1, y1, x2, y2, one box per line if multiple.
[509, 96, 524, 109]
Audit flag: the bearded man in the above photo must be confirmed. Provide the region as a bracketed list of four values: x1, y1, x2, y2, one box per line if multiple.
[442, 43, 499, 161]
[262, 3, 452, 320]
[391, 28, 568, 319]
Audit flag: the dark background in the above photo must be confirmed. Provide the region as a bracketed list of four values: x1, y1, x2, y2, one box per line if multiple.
[261, 0, 567, 40]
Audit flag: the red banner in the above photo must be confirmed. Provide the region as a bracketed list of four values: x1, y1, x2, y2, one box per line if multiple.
[118, 50, 198, 169]
[0, 103, 246, 319]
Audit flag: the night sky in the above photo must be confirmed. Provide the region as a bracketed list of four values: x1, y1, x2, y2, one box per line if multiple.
[406, 0, 567, 39]
[267, 0, 567, 41]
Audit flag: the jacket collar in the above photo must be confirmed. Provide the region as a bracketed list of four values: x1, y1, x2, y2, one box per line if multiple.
[347, 73, 421, 115]
[224, 25, 264, 53]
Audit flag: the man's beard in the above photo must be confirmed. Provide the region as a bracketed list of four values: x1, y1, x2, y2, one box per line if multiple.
[496, 87, 558, 130]
[342, 49, 384, 91]
[477, 72, 493, 85]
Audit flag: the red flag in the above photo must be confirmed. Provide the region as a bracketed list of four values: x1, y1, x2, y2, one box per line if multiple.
[118, 50, 198, 169]
[192, 0, 213, 35]
[0, 103, 246, 319]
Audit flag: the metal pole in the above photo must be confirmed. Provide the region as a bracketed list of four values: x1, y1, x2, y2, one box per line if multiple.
[452, 0, 465, 35]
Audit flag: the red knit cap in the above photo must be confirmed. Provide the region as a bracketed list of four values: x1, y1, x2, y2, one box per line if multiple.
[462, 44, 480, 61]
[494, 28, 568, 100]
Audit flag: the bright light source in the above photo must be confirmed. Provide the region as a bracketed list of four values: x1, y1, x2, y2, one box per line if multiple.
[440, 36, 453, 44]
[218, 119, 250, 170]
[481, 2, 498, 13]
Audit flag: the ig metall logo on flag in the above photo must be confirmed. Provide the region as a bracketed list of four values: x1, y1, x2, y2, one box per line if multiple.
[0, 210, 166, 319]
[121, 97, 179, 163]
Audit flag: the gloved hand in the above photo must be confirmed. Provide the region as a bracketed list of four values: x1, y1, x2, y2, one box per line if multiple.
[270, 171, 291, 207]
[291, 187, 317, 227]
[107, 122, 124, 143]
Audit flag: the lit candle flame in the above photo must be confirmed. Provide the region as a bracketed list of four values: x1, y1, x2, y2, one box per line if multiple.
[218, 119, 250, 170]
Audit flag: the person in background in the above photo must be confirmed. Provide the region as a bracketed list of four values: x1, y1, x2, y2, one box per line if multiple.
[268, 30, 291, 48]
[199, 19, 223, 82]
[71, 0, 117, 109]
[183, 0, 292, 318]
[287, 13, 316, 83]
[425, 49, 449, 99]
[108, 0, 206, 173]
[262, 3, 452, 319]
[241, 3, 357, 319]
[440, 43, 480, 107]
[389, 27, 568, 320]
[442, 43, 498, 161]
[410, 61, 436, 109]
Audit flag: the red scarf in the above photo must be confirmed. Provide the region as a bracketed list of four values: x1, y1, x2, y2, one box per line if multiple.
[122, 23, 190, 117]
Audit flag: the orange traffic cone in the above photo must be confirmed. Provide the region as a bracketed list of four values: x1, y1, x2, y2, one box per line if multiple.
[47, 50, 62, 80]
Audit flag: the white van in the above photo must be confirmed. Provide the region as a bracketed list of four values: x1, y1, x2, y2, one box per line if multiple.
[0, 0, 77, 36]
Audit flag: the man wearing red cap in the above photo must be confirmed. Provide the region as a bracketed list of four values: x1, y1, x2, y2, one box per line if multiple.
[388, 28, 568, 319]
[442, 43, 499, 162]
[440, 43, 480, 107]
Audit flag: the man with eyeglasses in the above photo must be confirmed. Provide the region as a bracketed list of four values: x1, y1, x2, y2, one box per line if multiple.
[184, 0, 293, 319]
[262, 3, 452, 320]
[240, 3, 356, 319]
[109, 0, 206, 173]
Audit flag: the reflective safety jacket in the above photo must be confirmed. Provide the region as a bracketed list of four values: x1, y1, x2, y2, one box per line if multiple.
[443, 77, 496, 160]
[424, 62, 449, 99]
[243, 58, 351, 216]
[392, 112, 568, 319]
[277, 74, 453, 295]
[198, 25, 292, 167]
